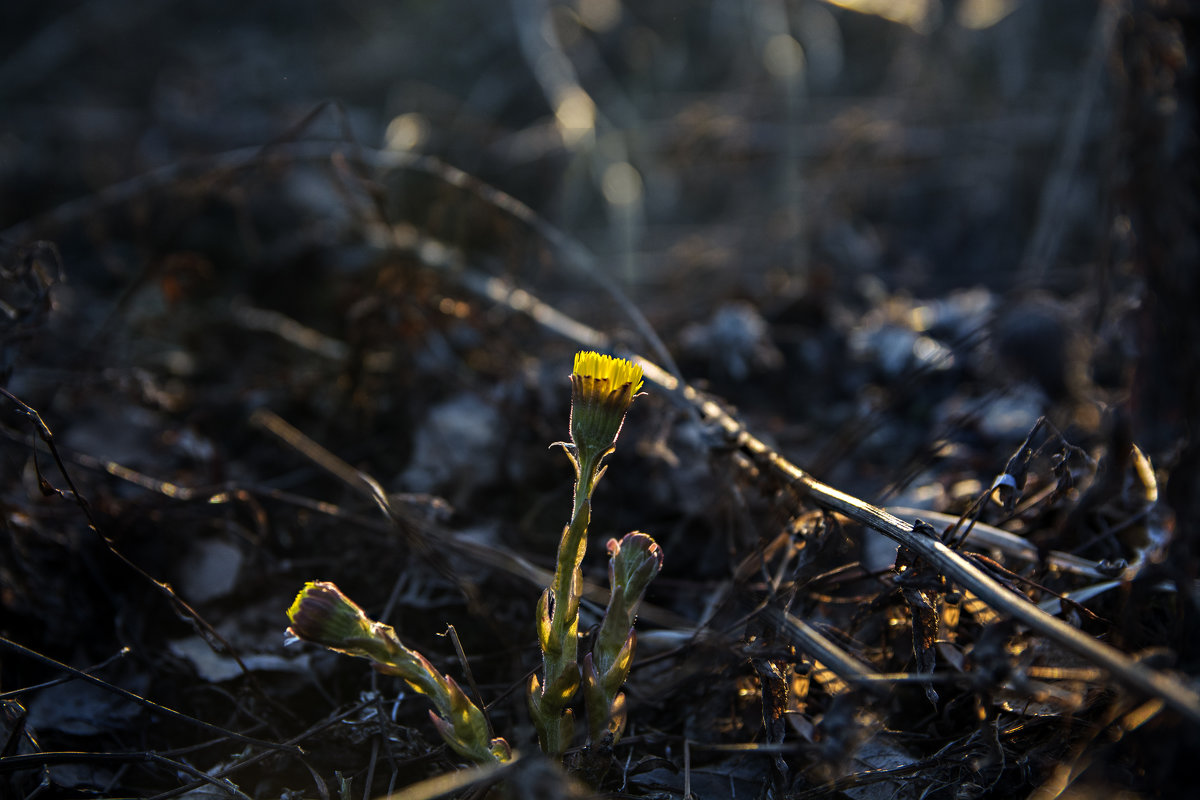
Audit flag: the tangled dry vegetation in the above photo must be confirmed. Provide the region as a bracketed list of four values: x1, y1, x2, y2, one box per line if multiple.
[3, 1, 1200, 798]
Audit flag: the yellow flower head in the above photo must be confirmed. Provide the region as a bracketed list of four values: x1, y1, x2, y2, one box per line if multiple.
[573, 351, 644, 396]
[569, 351, 644, 467]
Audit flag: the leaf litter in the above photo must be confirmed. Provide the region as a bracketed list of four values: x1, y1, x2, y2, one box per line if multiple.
[2, 2, 1199, 798]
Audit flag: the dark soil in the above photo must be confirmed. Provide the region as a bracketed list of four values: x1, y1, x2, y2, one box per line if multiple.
[3, 1, 1199, 798]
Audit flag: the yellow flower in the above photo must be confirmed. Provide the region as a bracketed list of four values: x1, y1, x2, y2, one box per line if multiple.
[569, 351, 644, 469]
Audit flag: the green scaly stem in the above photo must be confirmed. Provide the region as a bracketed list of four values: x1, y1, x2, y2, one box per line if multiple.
[530, 447, 605, 754]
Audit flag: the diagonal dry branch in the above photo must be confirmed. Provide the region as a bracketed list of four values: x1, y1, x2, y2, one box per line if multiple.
[661, 364, 1200, 724]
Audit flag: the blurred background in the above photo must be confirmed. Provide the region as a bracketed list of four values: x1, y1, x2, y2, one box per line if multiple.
[0, 0, 1115, 293]
[3, 0, 1161, 479]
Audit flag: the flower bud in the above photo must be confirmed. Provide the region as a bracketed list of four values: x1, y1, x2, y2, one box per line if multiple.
[287, 581, 383, 655]
[568, 351, 644, 472]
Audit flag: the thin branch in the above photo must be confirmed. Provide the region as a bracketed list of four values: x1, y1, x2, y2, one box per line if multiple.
[0, 751, 252, 799]
[0, 636, 298, 754]
[143, 700, 372, 800]
[756, 605, 886, 699]
[0, 387, 293, 700]
[0, 647, 131, 701]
